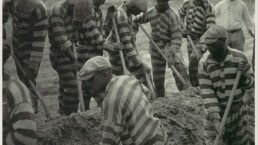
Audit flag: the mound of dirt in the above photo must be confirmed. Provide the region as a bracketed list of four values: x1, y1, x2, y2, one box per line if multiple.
[37, 87, 254, 145]
[38, 110, 102, 145]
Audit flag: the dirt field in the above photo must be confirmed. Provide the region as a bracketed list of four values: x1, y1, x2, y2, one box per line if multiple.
[3, 0, 255, 144]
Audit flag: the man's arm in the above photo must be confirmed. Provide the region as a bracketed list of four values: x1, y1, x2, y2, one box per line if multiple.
[5, 80, 37, 145]
[115, 11, 137, 57]
[100, 120, 124, 145]
[28, 4, 48, 71]
[238, 56, 254, 90]
[168, 13, 182, 52]
[205, 3, 216, 30]
[178, 0, 189, 21]
[242, 3, 254, 36]
[132, 9, 153, 35]
[198, 61, 221, 121]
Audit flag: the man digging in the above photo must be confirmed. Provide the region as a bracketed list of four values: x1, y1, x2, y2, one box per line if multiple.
[198, 25, 254, 145]
[79, 56, 168, 145]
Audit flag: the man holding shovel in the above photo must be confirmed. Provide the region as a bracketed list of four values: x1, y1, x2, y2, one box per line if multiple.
[79, 56, 167, 145]
[74, 0, 123, 110]
[198, 25, 254, 145]
[105, 0, 152, 90]
[133, 0, 191, 97]
[3, 39, 38, 145]
[179, 0, 215, 87]
[3, 0, 48, 113]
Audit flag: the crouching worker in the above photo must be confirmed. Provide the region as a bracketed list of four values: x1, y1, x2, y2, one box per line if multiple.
[79, 56, 167, 145]
[198, 25, 254, 145]
[3, 43, 38, 144]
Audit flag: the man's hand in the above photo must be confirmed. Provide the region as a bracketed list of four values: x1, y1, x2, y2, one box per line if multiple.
[214, 120, 225, 136]
[248, 29, 255, 38]
[132, 34, 136, 42]
[113, 42, 124, 51]
[104, 5, 116, 29]
[182, 29, 191, 36]
[65, 47, 76, 63]
[238, 58, 250, 75]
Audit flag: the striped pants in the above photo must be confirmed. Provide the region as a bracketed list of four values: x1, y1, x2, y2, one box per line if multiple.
[76, 44, 103, 110]
[204, 101, 252, 145]
[108, 51, 150, 89]
[187, 39, 204, 87]
[12, 36, 41, 113]
[49, 51, 79, 115]
[150, 43, 190, 97]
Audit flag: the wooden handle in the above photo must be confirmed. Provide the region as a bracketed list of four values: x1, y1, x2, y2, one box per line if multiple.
[214, 71, 242, 145]
[139, 24, 188, 88]
[132, 40, 157, 101]
[10, 53, 51, 118]
[181, 23, 201, 60]
[112, 17, 127, 75]
[72, 43, 85, 112]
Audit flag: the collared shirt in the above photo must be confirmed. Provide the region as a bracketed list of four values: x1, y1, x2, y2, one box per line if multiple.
[215, 0, 254, 32]
[198, 48, 254, 121]
[100, 75, 165, 145]
[179, 0, 215, 39]
[4, 0, 48, 70]
[3, 70, 38, 145]
[133, 6, 182, 49]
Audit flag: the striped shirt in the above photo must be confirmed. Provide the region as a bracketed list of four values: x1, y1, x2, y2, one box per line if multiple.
[198, 48, 254, 121]
[3, 70, 37, 145]
[5, 0, 48, 70]
[48, 0, 77, 53]
[101, 75, 165, 145]
[108, 3, 137, 58]
[133, 6, 182, 49]
[178, 0, 215, 39]
[76, 18, 105, 49]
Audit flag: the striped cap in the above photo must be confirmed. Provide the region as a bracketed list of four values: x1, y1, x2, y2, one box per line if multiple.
[79, 56, 112, 81]
[129, 0, 148, 13]
[200, 25, 228, 44]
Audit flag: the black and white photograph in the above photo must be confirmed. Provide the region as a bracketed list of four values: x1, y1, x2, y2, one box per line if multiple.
[2, 0, 256, 144]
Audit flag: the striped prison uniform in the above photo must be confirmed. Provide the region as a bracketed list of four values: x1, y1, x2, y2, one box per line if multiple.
[4, 0, 48, 112]
[179, 0, 215, 87]
[107, 3, 150, 88]
[198, 48, 254, 145]
[133, 6, 191, 97]
[48, 0, 79, 115]
[100, 75, 166, 145]
[3, 70, 38, 145]
[75, 6, 109, 110]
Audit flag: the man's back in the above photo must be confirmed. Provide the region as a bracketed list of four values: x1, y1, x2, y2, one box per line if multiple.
[100, 75, 165, 145]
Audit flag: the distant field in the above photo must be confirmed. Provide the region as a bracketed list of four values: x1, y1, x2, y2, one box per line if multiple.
[4, 0, 255, 117]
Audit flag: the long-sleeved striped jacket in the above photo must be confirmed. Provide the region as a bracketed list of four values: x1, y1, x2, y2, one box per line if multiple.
[133, 6, 182, 49]
[4, 0, 48, 70]
[48, 0, 77, 54]
[100, 75, 165, 145]
[108, 3, 137, 58]
[3, 70, 38, 145]
[178, 0, 215, 39]
[198, 48, 254, 121]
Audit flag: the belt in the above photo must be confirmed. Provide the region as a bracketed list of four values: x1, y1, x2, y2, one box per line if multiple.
[227, 29, 241, 33]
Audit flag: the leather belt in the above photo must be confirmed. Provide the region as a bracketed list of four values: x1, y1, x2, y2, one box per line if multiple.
[227, 29, 241, 33]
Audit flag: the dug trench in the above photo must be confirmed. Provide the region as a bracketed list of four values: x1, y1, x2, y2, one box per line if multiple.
[37, 87, 254, 145]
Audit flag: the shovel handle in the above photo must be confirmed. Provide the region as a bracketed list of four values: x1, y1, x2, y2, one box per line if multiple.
[139, 24, 188, 88]
[10, 53, 51, 118]
[214, 71, 242, 145]
[72, 43, 85, 112]
[112, 17, 127, 75]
